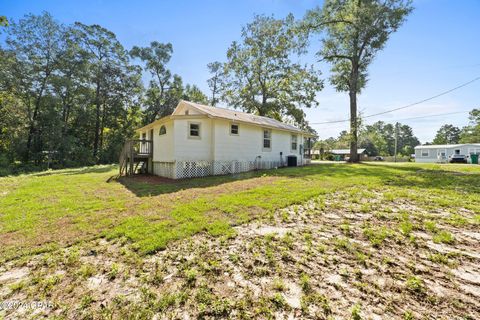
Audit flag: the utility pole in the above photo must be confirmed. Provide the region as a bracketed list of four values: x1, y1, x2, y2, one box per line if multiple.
[394, 122, 399, 163]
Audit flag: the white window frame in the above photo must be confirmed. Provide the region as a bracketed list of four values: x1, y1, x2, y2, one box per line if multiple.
[291, 134, 298, 151]
[421, 150, 429, 157]
[188, 122, 201, 139]
[230, 123, 239, 136]
[263, 129, 272, 151]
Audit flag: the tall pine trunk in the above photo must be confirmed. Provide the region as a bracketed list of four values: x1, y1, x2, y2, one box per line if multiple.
[93, 80, 101, 160]
[25, 83, 46, 162]
[349, 65, 359, 163]
[349, 89, 359, 163]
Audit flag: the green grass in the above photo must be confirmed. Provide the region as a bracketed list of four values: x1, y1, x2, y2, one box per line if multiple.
[405, 276, 425, 295]
[1, 162, 479, 261]
[432, 230, 455, 244]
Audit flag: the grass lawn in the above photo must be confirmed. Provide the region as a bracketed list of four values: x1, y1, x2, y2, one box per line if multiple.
[0, 162, 479, 318]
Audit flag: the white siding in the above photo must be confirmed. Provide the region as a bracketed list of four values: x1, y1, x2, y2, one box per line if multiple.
[140, 115, 311, 179]
[173, 117, 213, 161]
[415, 144, 480, 163]
[212, 119, 303, 165]
[152, 121, 174, 162]
[174, 103, 204, 116]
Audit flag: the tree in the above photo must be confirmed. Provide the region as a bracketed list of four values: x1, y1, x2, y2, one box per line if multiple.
[365, 121, 395, 155]
[432, 124, 460, 144]
[0, 11, 209, 173]
[0, 16, 8, 31]
[130, 41, 174, 123]
[460, 109, 480, 143]
[221, 15, 323, 125]
[182, 84, 208, 104]
[73, 22, 135, 161]
[5, 12, 67, 162]
[335, 130, 351, 149]
[360, 121, 419, 156]
[397, 123, 419, 156]
[206, 61, 224, 106]
[303, 0, 413, 162]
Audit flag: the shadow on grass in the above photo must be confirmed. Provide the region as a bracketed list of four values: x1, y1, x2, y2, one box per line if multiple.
[30, 165, 116, 177]
[361, 162, 480, 194]
[118, 169, 267, 197]
[118, 162, 480, 197]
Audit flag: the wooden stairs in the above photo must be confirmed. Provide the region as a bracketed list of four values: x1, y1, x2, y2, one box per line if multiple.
[119, 139, 153, 176]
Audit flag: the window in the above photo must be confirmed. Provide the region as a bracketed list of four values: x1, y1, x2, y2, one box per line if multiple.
[455, 149, 460, 155]
[159, 125, 166, 135]
[263, 129, 271, 149]
[230, 124, 239, 135]
[421, 150, 429, 157]
[142, 132, 146, 140]
[291, 135, 298, 151]
[185, 110, 189, 115]
[189, 122, 200, 138]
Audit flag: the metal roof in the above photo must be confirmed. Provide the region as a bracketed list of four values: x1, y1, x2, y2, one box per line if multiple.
[414, 143, 480, 149]
[330, 149, 366, 155]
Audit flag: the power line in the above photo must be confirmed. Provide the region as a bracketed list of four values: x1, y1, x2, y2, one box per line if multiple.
[310, 76, 480, 125]
[391, 110, 471, 122]
[311, 109, 473, 130]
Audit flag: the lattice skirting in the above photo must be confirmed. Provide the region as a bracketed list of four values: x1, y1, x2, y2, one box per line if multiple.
[153, 160, 290, 179]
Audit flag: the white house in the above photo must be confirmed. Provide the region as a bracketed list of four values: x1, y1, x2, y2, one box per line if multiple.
[120, 100, 315, 179]
[414, 143, 480, 163]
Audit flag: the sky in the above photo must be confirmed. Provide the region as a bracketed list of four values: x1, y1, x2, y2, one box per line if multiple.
[2, 0, 479, 143]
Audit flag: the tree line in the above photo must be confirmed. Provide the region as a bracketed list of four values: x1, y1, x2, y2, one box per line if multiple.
[315, 121, 420, 157]
[1, 1, 416, 174]
[315, 108, 480, 158]
[430, 110, 480, 145]
[0, 13, 208, 174]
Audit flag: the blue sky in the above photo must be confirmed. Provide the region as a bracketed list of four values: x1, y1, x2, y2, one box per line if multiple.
[2, 0, 479, 142]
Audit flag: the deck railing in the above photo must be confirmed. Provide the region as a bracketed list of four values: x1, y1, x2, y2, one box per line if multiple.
[119, 139, 153, 176]
[131, 139, 153, 156]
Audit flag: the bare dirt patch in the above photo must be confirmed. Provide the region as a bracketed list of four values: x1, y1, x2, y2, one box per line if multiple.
[1, 190, 479, 319]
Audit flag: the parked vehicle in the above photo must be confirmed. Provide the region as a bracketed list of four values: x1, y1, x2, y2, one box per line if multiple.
[449, 154, 467, 164]
[374, 156, 384, 161]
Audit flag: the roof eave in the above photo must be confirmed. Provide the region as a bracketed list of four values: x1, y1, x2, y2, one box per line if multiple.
[135, 115, 172, 132]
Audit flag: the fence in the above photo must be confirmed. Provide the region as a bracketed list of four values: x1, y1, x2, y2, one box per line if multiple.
[153, 160, 287, 179]
[365, 156, 411, 162]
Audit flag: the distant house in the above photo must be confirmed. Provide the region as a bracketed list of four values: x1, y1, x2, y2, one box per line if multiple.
[119, 100, 315, 179]
[329, 148, 367, 161]
[414, 143, 480, 163]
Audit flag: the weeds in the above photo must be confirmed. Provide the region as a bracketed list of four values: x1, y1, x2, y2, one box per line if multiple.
[108, 263, 119, 280]
[433, 230, 455, 244]
[351, 303, 362, 320]
[300, 273, 311, 293]
[272, 278, 286, 292]
[405, 276, 425, 295]
[184, 268, 198, 286]
[363, 225, 391, 247]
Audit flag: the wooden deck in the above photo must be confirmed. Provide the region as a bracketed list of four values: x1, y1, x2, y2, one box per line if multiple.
[119, 139, 153, 176]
